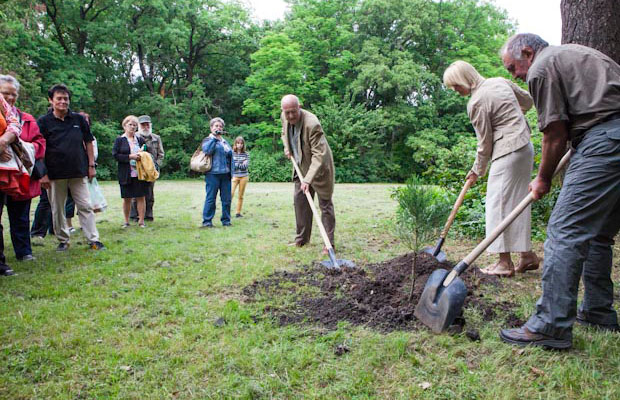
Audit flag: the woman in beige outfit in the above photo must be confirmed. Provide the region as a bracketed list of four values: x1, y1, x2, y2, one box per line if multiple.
[443, 60, 539, 276]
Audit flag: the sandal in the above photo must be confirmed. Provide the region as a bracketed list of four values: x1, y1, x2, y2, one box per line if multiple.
[486, 261, 515, 277]
[480, 263, 499, 274]
[516, 253, 540, 273]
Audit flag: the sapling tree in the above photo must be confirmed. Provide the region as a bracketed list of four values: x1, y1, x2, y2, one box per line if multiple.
[392, 176, 451, 300]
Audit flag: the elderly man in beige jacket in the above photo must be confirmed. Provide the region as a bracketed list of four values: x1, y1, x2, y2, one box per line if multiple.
[281, 94, 335, 253]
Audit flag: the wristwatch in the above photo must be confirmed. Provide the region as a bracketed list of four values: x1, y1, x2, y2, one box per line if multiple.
[89, 163, 97, 168]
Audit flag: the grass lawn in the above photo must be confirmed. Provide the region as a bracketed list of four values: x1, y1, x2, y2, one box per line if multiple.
[1, 180, 619, 399]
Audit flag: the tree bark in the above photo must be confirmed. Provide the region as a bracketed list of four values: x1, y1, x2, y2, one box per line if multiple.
[561, 0, 620, 64]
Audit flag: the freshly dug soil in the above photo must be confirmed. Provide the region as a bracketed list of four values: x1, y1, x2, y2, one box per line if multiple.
[243, 252, 524, 332]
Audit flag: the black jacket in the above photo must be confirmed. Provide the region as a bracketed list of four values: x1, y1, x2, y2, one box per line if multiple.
[113, 135, 145, 185]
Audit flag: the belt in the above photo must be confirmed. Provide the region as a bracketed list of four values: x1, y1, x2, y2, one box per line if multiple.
[603, 111, 620, 123]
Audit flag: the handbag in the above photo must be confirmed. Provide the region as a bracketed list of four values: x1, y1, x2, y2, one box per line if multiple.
[10, 139, 33, 170]
[189, 140, 212, 173]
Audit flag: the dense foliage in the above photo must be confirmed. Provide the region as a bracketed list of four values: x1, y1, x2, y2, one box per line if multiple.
[1, 0, 515, 183]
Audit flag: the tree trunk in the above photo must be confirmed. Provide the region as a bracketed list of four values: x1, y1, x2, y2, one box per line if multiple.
[561, 0, 620, 64]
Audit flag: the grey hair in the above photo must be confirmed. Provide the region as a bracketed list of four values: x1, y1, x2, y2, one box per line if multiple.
[0, 75, 20, 92]
[501, 33, 549, 59]
[209, 117, 225, 128]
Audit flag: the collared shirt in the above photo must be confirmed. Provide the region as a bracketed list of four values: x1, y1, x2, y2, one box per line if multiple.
[37, 109, 94, 179]
[527, 44, 620, 143]
[137, 129, 165, 166]
[287, 123, 301, 164]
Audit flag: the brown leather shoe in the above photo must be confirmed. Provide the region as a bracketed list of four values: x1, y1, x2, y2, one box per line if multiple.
[516, 252, 540, 273]
[499, 326, 571, 349]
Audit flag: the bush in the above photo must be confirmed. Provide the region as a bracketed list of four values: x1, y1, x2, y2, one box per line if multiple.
[248, 150, 291, 182]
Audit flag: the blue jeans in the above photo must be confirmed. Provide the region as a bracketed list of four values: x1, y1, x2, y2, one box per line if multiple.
[202, 173, 231, 225]
[525, 119, 620, 340]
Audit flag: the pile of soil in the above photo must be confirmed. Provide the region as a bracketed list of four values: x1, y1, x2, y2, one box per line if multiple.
[243, 252, 525, 332]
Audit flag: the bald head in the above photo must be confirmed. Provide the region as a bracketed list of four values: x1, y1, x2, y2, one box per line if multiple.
[281, 94, 301, 125]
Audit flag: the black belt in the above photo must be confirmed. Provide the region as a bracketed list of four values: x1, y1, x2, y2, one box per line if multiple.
[603, 112, 620, 122]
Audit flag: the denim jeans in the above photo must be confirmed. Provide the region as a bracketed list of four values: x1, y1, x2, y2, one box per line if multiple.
[6, 197, 33, 258]
[202, 173, 231, 225]
[525, 119, 620, 340]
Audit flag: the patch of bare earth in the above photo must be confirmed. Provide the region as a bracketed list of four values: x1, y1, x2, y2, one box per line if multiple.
[243, 252, 525, 333]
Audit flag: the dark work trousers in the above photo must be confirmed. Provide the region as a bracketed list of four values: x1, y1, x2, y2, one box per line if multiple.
[525, 119, 620, 340]
[30, 188, 74, 237]
[0, 192, 7, 266]
[6, 197, 33, 259]
[130, 181, 154, 220]
[293, 177, 335, 247]
[202, 173, 231, 225]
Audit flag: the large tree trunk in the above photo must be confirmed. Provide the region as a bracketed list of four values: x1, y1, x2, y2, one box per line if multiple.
[561, 0, 620, 64]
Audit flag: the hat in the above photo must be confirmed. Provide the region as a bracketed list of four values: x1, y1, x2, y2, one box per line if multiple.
[138, 115, 151, 124]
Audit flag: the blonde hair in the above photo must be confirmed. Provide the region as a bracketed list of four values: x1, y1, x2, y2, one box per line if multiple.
[233, 136, 246, 153]
[122, 115, 139, 129]
[443, 60, 485, 92]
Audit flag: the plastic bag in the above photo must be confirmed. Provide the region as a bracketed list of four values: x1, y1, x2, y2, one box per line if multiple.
[88, 177, 107, 212]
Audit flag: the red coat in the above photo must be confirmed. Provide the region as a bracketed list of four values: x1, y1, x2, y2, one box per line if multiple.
[10, 109, 46, 201]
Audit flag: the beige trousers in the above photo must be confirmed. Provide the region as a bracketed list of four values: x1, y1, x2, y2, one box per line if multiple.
[486, 143, 533, 253]
[231, 176, 249, 215]
[49, 177, 99, 244]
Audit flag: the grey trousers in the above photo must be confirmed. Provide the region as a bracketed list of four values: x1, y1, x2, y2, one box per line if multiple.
[293, 178, 335, 247]
[130, 181, 155, 220]
[49, 177, 100, 244]
[526, 119, 620, 340]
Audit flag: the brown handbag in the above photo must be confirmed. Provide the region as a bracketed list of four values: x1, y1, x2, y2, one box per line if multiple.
[11, 139, 33, 170]
[189, 139, 212, 173]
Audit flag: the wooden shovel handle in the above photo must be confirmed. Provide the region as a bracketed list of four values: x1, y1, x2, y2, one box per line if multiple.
[290, 157, 334, 251]
[440, 178, 474, 238]
[462, 149, 572, 266]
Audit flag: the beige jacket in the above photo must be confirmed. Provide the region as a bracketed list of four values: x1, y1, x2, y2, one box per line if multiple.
[281, 109, 335, 198]
[467, 77, 533, 176]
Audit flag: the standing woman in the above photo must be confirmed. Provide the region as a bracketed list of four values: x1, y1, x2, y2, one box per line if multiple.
[0, 75, 45, 262]
[113, 115, 147, 228]
[201, 117, 233, 228]
[443, 60, 539, 277]
[231, 136, 249, 218]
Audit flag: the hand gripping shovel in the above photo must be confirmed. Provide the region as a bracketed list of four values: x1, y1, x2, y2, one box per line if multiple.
[423, 178, 474, 262]
[415, 150, 572, 333]
[290, 157, 355, 270]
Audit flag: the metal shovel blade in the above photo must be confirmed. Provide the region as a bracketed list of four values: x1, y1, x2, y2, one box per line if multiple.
[422, 245, 447, 263]
[320, 248, 356, 270]
[414, 269, 468, 333]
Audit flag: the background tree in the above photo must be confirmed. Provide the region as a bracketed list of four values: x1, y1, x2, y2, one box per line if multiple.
[561, 0, 620, 64]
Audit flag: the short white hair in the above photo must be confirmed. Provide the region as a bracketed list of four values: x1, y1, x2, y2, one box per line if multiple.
[443, 61, 484, 91]
[0, 75, 20, 92]
[210, 117, 225, 128]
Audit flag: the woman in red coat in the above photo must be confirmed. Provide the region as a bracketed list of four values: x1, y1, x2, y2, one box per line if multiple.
[0, 75, 46, 264]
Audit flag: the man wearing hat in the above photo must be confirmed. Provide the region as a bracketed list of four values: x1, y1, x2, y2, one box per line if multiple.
[130, 115, 164, 221]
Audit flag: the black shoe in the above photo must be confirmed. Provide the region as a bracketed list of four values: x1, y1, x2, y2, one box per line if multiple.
[576, 313, 620, 332]
[56, 243, 70, 252]
[18, 254, 35, 262]
[223, 223, 232, 227]
[235, 213, 243, 218]
[0, 265, 15, 276]
[145, 217, 154, 221]
[89, 241, 106, 250]
[499, 326, 572, 350]
[201, 223, 213, 228]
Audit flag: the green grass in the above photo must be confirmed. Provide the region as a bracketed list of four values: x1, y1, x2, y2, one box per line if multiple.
[1, 181, 619, 399]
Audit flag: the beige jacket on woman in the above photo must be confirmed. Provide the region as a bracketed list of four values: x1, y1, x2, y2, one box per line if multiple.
[281, 109, 335, 199]
[467, 77, 534, 176]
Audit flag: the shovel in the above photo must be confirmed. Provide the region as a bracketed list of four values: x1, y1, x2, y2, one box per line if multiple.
[290, 157, 355, 270]
[415, 150, 572, 333]
[423, 178, 474, 262]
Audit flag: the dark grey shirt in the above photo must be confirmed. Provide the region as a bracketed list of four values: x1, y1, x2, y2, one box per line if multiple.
[287, 123, 301, 164]
[527, 44, 620, 143]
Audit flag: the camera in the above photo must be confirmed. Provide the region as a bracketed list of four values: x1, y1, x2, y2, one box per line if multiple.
[215, 130, 223, 135]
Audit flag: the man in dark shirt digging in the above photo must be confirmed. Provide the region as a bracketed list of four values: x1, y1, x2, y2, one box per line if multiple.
[37, 84, 105, 252]
[499, 34, 620, 350]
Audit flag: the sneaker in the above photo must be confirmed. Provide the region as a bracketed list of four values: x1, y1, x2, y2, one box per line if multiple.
[201, 223, 213, 228]
[499, 326, 572, 350]
[121, 223, 130, 229]
[31, 236, 45, 246]
[56, 243, 70, 252]
[68, 227, 77, 234]
[0, 264, 15, 276]
[89, 241, 106, 250]
[235, 213, 243, 218]
[222, 223, 232, 227]
[138, 223, 146, 228]
[18, 254, 35, 262]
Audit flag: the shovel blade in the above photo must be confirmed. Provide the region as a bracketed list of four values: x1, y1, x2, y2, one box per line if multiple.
[320, 259, 355, 269]
[422, 246, 447, 263]
[414, 269, 468, 333]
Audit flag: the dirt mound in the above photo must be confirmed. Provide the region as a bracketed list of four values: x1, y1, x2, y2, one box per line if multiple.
[243, 252, 524, 332]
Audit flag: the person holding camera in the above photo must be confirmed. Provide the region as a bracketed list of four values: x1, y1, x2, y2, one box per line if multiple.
[201, 117, 233, 228]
